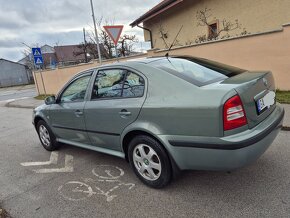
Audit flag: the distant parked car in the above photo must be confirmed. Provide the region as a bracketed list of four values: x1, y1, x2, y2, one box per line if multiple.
[33, 56, 284, 188]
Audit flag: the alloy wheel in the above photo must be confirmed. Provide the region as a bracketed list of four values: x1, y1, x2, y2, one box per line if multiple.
[133, 144, 161, 181]
[39, 125, 51, 147]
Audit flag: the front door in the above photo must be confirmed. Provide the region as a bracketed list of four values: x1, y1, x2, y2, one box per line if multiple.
[84, 68, 146, 151]
[49, 72, 92, 145]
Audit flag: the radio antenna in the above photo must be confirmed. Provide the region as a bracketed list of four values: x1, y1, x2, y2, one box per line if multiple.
[165, 25, 183, 58]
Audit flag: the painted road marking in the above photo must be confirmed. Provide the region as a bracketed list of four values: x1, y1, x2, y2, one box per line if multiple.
[58, 165, 135, 202]
[21, 151, 58, 166]
[21, 152, 74, 173]
[33, 154, 73, 173]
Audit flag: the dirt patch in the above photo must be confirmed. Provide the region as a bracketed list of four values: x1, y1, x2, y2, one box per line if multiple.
[0, 208, 11, 218]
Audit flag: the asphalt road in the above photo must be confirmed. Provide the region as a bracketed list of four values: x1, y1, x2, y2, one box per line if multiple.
[0, 106, 290, 218]
[0, 85, 36, 101]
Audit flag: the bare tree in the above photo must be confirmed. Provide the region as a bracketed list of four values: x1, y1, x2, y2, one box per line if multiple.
[93, 17, 139, 58]
[158, 23, 170, 48]
[157, 22, 183, 49]
[20, 42, 39, 69]
[96, 17, 115, 58]
[196, 8, 242, 40]
[118, 34, 138, 57]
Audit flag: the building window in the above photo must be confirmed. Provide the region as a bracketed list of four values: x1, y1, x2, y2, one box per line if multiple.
[208, 21, 218, 39]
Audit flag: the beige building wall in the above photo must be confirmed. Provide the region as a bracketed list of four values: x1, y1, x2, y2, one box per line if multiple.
[144, 0, 290, 49]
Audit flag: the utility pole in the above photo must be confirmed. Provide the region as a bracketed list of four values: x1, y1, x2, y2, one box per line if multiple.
[83, 27, 88, 63]
[90, 0, 102, 65]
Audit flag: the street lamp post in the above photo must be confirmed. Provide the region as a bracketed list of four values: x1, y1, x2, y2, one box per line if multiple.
[90, 0, 102, 65]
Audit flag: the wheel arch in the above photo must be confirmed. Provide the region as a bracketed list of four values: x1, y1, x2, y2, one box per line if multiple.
[34, 115, 45, 129]
[122, 130, 163, 161]
[122, 129, 180, 177]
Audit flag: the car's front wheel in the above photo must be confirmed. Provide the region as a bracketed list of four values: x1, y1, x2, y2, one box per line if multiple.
[128, 135, 172, 188]
[37, 120, 59, 151]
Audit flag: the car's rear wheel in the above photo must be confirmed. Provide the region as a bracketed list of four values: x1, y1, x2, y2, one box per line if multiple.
[128, 135, 172, 188]
[37, 120, 59, 151]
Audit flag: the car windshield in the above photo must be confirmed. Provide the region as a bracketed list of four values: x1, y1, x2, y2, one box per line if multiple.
[149, 57, 236, 86]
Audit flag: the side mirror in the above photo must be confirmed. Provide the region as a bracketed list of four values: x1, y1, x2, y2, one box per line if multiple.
[44, 96, 56, 105]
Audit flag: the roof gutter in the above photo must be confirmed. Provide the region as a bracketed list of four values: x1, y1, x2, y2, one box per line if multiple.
[130, 0, 183, 27]
[137, 24, 153, 49]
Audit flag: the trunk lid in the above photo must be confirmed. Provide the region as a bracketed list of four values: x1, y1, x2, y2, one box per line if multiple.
[222, 71, 276, 129]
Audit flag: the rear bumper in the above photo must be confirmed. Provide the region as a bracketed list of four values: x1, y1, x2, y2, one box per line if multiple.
[158, 104, 284, 170]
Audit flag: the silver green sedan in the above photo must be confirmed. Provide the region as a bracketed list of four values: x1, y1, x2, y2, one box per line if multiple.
[33, 56, 284, 188]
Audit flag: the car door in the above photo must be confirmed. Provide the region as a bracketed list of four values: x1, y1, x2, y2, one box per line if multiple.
[49, 71, 93, 145]
[84, 68, 146, 151]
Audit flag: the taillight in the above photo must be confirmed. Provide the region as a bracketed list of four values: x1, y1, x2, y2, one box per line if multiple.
[223, 95, 247, 131]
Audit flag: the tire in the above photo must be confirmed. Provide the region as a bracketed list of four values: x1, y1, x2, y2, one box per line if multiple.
[36, 120, 59, 151]
[128, 135, 172, 188]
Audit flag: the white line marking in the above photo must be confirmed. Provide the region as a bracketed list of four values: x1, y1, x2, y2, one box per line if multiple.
[21, 152, 58, 166]
[33, 154, 74, 173]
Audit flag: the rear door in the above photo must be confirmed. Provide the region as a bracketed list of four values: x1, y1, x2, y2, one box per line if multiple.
[84, 68, 146, 151]
[49, 71, 93, 145]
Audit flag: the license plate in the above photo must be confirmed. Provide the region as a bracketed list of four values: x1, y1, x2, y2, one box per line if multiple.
[256, 91, 276, 114]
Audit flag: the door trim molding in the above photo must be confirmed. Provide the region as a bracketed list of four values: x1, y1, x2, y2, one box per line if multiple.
[52, 125, 120, 136]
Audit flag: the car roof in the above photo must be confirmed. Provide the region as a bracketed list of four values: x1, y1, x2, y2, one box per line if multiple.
[127, 57, 168, 64]
[74, 56, 197, 76]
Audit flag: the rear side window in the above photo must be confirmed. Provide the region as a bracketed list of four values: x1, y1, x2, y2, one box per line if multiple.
[123, 71, 145, 98]
[91, 69, 145, 99]
[150, 58, 228, 86]
[92, 69, 126, 99]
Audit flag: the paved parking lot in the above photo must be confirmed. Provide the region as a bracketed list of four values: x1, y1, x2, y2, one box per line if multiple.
[0, 105, 289, 218]
[0, 85, 36, 102]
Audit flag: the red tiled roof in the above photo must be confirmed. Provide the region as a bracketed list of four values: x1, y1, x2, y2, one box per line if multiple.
[42, 53, 57, 66]
[54, 45, 85, 62]
[130, 0, 183, 27]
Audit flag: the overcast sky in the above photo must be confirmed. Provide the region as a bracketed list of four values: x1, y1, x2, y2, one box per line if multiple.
[0, 0, 161, 61]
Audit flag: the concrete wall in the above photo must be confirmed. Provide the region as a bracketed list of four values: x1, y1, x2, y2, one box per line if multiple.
[144, 0, 290, 49]
[33, 54, 147, 95]
[0, 60, 32, 88]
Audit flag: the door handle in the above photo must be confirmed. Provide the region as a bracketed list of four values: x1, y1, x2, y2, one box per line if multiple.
[119, 109, 131, 117]
[74, 110, 83, 117]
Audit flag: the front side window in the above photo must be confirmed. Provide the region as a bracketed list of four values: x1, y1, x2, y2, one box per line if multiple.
[60, 75, 91, 103]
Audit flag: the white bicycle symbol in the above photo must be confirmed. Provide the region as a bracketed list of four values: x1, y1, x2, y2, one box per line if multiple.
[58, 165, 135, 202]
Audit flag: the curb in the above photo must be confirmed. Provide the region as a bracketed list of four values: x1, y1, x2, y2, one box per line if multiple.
[4, 97, 41, 109]
[5, 103, 35, 109]
[282, 126, 290, 131]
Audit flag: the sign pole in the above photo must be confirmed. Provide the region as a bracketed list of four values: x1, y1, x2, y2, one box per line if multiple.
[33, 71, 40, 95]
[32, 48, 46, 96]
[39, 70, 47, 97]
[115, 45, 119, 61]
[90, 0, 102, 65]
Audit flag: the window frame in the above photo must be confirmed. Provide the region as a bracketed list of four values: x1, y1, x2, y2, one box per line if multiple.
[56, 70, 93, 104]
[208, 20, 219, 39]
[89, 67, 146, 101]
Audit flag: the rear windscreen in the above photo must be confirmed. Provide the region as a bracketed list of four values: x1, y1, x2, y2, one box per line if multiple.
[149, 57, 245, 87]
